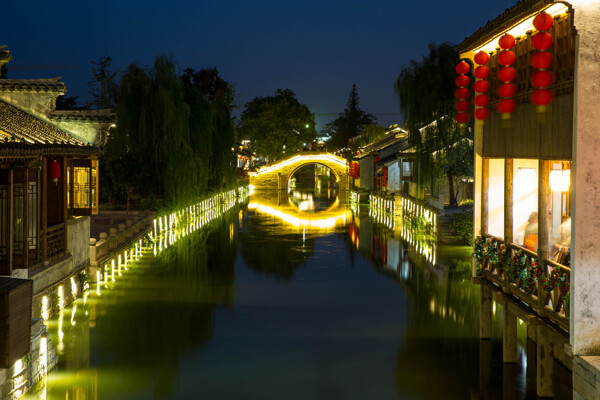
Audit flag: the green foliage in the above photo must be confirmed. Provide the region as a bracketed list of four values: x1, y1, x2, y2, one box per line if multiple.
[99, 56, 237, 209]
[55, 95, 85, 110]
[395, 43, 473, 206]
[326, 84, 376, 156]
[354, 124, 388, 147]
[238, 88, 316, 161]
[449, 210, 473, 245]
[88, 56, 117, 109]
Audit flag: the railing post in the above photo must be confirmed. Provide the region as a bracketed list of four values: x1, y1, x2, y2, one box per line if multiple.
[538, 159, 550, 313]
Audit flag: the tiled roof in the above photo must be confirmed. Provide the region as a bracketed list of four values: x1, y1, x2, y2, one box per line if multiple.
[455, 0, 546, 53]
[0, 78, 65, 93]
[0, 99, 98, 156]
[51, 109, 116, 123]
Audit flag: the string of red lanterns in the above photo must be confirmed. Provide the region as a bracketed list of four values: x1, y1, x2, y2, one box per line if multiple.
[473, 51, 490, 120]
[496, 33, 517, 117]
[454, 60, 471, 124]
[531, 11, 554, 111]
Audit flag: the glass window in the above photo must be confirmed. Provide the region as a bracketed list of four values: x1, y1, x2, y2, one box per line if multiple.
[402, 161, 413, 178]
[513, 159, 539, 250]
[487, 158, 504, 238]
[549, 161, 571, 266]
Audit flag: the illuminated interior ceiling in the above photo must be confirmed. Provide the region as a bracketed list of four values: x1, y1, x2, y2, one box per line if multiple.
[248, 201, 349, 230]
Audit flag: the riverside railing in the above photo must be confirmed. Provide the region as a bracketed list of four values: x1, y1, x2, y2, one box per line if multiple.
[474, 234, 570, 331]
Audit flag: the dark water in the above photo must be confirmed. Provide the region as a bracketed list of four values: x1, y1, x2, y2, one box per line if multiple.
[28, 191, 571, 400]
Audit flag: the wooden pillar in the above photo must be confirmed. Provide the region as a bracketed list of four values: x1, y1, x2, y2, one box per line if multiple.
[63, 157, 68, 255]
[504, 158, 513, 244]
[23, 168, 28, 270]
[8, 170, 13, 275]
[480, 283, 493, 339]
[503, 363, 518, 400]
[479, 339, 492, 396]
[536, 324, 554, 397]
[503, 302, 518, 363]
[481, 158, 489, 235]
[42, 158, 47, 262]
[538, 160, 549, 310]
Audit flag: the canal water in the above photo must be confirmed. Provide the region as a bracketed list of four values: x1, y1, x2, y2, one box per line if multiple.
[27, 190, 571, 400]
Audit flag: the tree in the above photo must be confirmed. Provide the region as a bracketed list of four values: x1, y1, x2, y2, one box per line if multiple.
[55, 95, 85, 110]
[88, 56, 117, 109]
[395, 42, 472, 206]
[326, 84, 375, 156]
[238, 89, 316, 161]
[355, 124, 388, 147]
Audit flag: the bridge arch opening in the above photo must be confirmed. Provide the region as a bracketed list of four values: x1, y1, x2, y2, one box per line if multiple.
[287, 163, 339, 212]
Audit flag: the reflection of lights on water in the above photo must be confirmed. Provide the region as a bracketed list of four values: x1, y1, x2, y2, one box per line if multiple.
[248, 202, 347, 230]
[71, 304, 77, 326]
[96, 271, 101, 296]
[70, 276, 77, 298]
[58, 285, 64, 310]
[58, 311, 64, 342]
[493, 301, 497, 315]
[42, 296, 49, 321]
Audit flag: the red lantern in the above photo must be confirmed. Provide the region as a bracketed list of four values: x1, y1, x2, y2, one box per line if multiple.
[531, 89, 553, 106]
[531, 52, 553, 69]
[498, 34, 516, 50]
[474, 94, 490, 107]
[498, 83, 517, 98]
[533, 12, 554, 31]
[50, 160, 61, 184]
[497, 67, 516, 83]
[497, 99, 517, 114]
[454, 113, 469, 124]
[455, 75, 470, 88]
[475, 108, 490, 120]
[498, 51, 516, 66]
[455, 61, 470, 75]
[454, 100, 470, 113]
[473, 80, 489, 93]
[532, 32, 553, 50]
[454, 88, 470, 100]
[474, 66, 489, 79]
[474, 51, 490, 65]
[531, 70, 553, 88]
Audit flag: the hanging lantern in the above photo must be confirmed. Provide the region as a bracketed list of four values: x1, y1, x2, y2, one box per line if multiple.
[474, 94, 490, 107]
[454, 100, 470, 113]
[531, 52, 553, 69]
[531, 12, 554, 114]
[531, 89, 553, 106]
[498, 34, 516, 50]
[497, 99, 517, 114]
[531, 71, 553, 88]
[455, 88, 470, 100]
[474, 66, 489, 79]
[498, 83, 517, 98]
[454, 112, 470, 124]
[498, 67, 516, 83]
[455, 61, 470, 75]
[498, 51, 516, 66]
[50, 160, 61, 184]
[474, 108, 490, 120]
[455, 75, 470, 88]
[473, 80, 490, 93]
[474, 51, 490, 65]
[533, 11, 554, 31]
[532, 32, 553, 50]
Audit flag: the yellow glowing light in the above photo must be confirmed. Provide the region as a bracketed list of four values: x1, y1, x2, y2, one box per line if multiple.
[58, 285, 64, 310]
[58, 311, 64, 342]
[70, 276, 77, 297]
[71, 304, 77, 326]
[41, 296, 49, 321]
[96, 271, 101, 295]
[118, 255, 122, 276]
[473, 4, 568, 54]
[254, 154, 347, 176]
[248, 202, 347, 230]
[550, 169, 570, 192]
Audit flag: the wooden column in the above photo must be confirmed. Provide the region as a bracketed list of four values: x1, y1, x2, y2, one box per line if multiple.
[504, 159, 513, 244]
[480, 283, 493, 339]
[536, 324, 554, 397]
[42, 158, 47, 262]
[538, 159, 549, 311]
[63, 157, 69, 256]
[23, 168, 28, 270]
[481, 158, 489, 235]
[8, 170, 13, 275]
[503, 302, 518, 363]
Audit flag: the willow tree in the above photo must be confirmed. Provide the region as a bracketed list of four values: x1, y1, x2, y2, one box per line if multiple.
[395, 42, 472, 206]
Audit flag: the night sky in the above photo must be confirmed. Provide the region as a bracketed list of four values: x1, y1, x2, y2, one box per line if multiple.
[4, 0, 513, 130]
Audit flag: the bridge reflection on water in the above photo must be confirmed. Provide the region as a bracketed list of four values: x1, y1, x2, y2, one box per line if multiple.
[25, 189, 571, 399]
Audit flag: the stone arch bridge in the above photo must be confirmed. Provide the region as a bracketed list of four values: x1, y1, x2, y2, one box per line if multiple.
[249, 152, 348, 191]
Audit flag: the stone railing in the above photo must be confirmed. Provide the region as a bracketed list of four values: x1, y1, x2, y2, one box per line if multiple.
[90, 211, 154, 267]
[474, 235, 570, 331]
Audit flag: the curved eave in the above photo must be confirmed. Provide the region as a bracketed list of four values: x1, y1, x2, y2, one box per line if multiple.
[0, 143, 102, 157]
[455, 0, 549, 53]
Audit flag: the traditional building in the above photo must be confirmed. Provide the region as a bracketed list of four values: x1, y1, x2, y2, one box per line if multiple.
[458, 1, 600, 398]
[0, 47, 113, 377]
